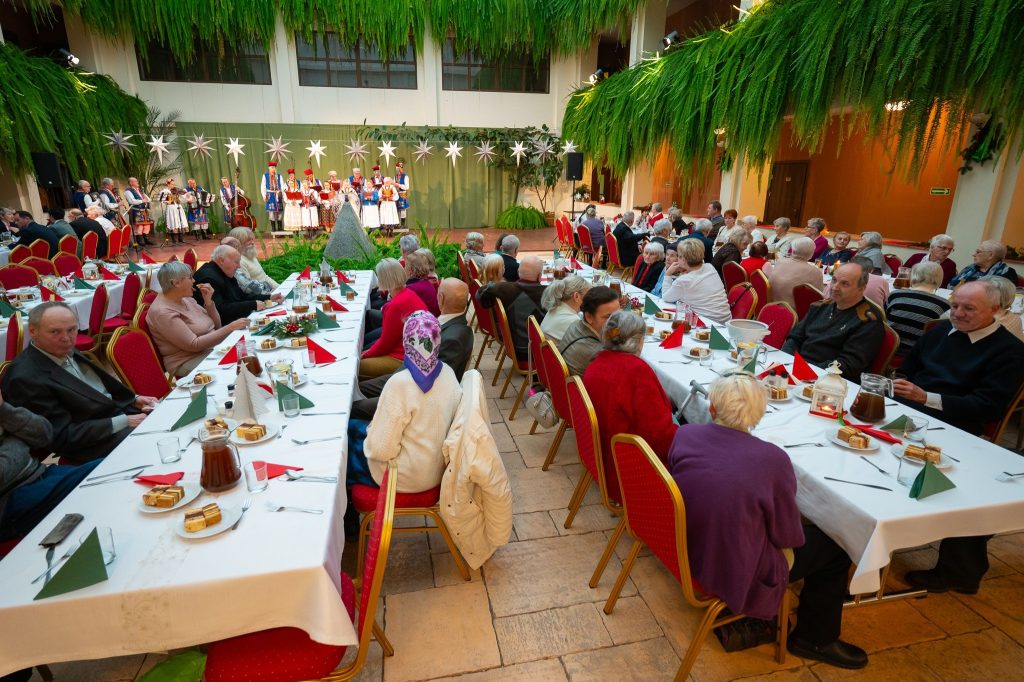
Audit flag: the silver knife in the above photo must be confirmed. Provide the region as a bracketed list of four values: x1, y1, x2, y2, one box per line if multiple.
[85, 464, 151, 482]
[38, 513, 83, 585]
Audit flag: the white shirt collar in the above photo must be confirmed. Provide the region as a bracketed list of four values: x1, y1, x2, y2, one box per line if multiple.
[438, 313, 460, 326]
[949, 319, 1002, 343]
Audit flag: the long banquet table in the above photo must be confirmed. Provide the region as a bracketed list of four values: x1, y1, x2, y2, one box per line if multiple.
[0, 271, 367, 676]
[571, 262, 1024, 596]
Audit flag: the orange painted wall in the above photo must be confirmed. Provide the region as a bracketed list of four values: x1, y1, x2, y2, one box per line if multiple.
[650, 144, 722, 214]
[773, 117, 964, 243]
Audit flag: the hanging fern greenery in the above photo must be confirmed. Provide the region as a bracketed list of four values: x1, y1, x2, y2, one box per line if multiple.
[20, 0, 638, 64]
[562, 0, 1024, 184]
[0, 42, 149, 180]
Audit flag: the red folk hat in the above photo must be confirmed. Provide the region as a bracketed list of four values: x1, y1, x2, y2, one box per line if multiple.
[372, 165, 380, 171]
[286, 168, 295, 174]
[267, 161, 278, 167]
[304, 168, 313, 176]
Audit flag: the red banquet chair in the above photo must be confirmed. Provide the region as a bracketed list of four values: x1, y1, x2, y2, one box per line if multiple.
[526, 316, 547, 425]
[867, 322, 900, 376]
[0, 264, 39, 289]
[52, 253, 82, 277]
[457, 251, 470, 282]
[575, 223, 602, 266]
[205, 465, 398, 682]
[183, 248, 198, 272]
[5, 312, 24, 362]
[607, 434, 790, 677]
[58, 234, 78, 254]
[102, 272, 141, 334]
[492, 299, 534, 418]
[106, 228, 122, 262]
[8, 244, 31, 264]
[722, 260, 747, 292]
[792, 283, 824, 320]
[757, 302, 798, 349]
[21, 257, 57, 277]
[28, 239, 49, 259]
[749, 268, 770, 316]
[467, 257, 479, 280]
[105, 327, 172, 399]
[537, 339, 573, 471]
[883, 253, 902, 275]
[81, 231, 99, 260]
[75, 283, 108, 361]
[119, 226, 133, 256]
[727, 282, 758, 320]
[469, 279, 501, 370]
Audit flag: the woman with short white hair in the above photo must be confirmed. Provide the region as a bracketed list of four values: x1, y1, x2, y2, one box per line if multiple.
[632, 241, 666, 293]
[661, 238, 731, 323]
[711, 227, 752, 280]
[983, 275, 1024, 343]
[740, 215, 767, 244]
[904, 234, 956, 287]
[856, 231, 891, 276]
[540, 275, 590, 343]
[885, 261, 951, 356]
[950, 239, 1020, 288]
[666, 372, 866, 669]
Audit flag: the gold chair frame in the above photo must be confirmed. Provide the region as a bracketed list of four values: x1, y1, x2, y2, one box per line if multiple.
[105, 326, 174, 398]
[492, 298, 534, 419]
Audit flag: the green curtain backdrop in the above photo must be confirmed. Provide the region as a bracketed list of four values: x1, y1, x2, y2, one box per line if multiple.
[175, 122, 513, 229]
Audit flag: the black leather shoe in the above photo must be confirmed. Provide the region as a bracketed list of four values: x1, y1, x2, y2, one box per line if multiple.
[904, 569, 979, 595]
[788, 637, 868, 669]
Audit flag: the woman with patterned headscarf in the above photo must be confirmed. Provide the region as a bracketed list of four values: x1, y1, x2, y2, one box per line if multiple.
[363, 311, 463, 492]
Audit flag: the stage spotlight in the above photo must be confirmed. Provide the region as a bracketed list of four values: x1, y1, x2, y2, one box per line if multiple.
[58, 49, 80, 66]
[662, 31, 680, 49]
[588, 68, 605, 85]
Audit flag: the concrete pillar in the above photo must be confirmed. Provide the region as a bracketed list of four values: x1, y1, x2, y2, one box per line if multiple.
[719, 154, 770, 220]
[945, 138, 1022, 248]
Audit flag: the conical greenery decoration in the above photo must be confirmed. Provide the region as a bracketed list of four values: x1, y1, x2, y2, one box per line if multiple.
[324, 203, 376, 260]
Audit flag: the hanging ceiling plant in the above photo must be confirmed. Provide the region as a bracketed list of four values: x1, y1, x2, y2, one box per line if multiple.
[563, 0, 1024, 185]
[958, 113, 1005, 174]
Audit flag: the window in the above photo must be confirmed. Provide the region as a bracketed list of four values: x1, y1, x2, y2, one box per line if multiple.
[137, 40, 271, 84]
[295, 33, 417, 89]
[441, 38, 549, 93]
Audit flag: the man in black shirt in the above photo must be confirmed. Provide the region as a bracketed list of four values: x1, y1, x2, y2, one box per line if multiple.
[11, 211, 60, 257]
[68, 207, 109, 258]
[612, 210, 645, 268]
[193, 245, 282, 324]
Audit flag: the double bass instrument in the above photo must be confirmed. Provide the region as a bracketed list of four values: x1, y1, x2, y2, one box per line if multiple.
[230, 166, 257, 229]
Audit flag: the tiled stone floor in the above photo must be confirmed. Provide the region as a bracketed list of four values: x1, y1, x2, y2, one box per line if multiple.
[25, 329, 1024, 681]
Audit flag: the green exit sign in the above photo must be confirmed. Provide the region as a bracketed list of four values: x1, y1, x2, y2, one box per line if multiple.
[930, 187, 951, 195]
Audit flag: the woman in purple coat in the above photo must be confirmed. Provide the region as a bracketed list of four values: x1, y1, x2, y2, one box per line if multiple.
[666, 373, 868, 670]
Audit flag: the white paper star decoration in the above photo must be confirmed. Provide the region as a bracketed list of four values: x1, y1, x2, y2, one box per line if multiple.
[345, 139, 368, 162]
[412, 140, 433, 163]
[306, 140, 327, 167]
[265, 136, 290, 162]
[561, 139, 577, 156]
[473, 141, 497, 164]
[533, 139, 556, 161]
[225, 137, 246, 164]
[147, 135, 170, 164]
[378, 140, 397, 166]
[444, 141, 463, 166]
[104, 130, 134, 155]
[186, 134, 213, 159]
[509, 141, 529, 166]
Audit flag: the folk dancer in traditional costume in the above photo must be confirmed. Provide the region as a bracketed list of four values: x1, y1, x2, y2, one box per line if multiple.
[361, 182, 381, 232]
[124, 176, 154, 246]
[300, 175, 321, 237]
[395, 160, 410, 228]
[319, 170, 341, 231]
[282, 169, 303, 233]
[349, 168, 364, 207]
[183, 178, 212, 239]
[378, 176, 400, 237]
[98, 178, 120, 223]
[72, 180, 97, 212]
[159, 178, 189, 243]
[340, 179, 360, 210]
[219, 176, 246, 224]
[261, 161, 284, 231]
[370, 165, 384, 190]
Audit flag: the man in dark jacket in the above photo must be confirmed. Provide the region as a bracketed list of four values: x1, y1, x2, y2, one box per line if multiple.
[11, 211, 60, 257]
[478, 255, 545, 359]
[68, 208, 109, 258]
[678, 218, 715, 263]
[2, 302, 159, 464]
[193, 245, 281, 324]
[499, 234, 521, 282]
[612, 210, 645, 270]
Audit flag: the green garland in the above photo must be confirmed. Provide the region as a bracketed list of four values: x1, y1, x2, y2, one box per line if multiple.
[0, 42, 149, 179]
[562, 0, 1024, 182]
[21, 0, 637, 63]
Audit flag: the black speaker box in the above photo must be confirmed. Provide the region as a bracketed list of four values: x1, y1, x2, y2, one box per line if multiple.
[565, 152, 584, 181]
[31, 152, 62, 188]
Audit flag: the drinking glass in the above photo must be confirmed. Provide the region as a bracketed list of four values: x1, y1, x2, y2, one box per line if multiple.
[245, 460, 269, 493]
[282, 394, 301, 417]
[158, 436, 181, 464]
[699, 349, 713, 367]
[81, 527, 116, 565]
[897, 416, 929, 486]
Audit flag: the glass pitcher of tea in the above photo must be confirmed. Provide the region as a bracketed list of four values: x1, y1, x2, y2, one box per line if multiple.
[850, 373, 893, 422]
[199, 426, 242, 493]
[893, 266, 911, 289]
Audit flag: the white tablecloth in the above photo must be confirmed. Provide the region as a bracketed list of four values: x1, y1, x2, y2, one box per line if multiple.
[570, 262, 1024, 595]
[0, 247, 9, 267]
[0, 271, 368, 675]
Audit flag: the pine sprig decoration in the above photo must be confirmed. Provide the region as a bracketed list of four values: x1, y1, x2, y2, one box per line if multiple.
[271, 318, 318, 339]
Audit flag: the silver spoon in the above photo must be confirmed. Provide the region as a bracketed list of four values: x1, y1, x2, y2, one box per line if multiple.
[284, 469, 338, 483]
[267, 503, 323, 514]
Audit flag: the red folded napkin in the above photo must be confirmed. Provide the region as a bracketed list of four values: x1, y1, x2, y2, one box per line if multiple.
[298, 266, 311, 280]
[659, 325, 685, 349]
[39, 285, 63, 302]
[266, 310, 287, 317]
[219, 336, 245, 365]
[791, 352, 818, 382]
[336, 270, 351, 284]
[326, 296, 348, 312]
[306, 337, 336, 364]
[570, 257, 583, 270]
[847, 423, 903, 445]
[257, 382, 275, 395]
[74, 265, 85, 278]
[99, 265, 120, 281]
[141, 252, 158, 264]
[265, 463, 303, 479]
[134, 472, 185, 486]
[692, 313, 705, 328]
[661, 307, 676, 313]
[756, 363, 798, 386]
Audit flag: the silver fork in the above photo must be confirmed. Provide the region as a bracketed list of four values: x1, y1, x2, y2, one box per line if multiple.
[231, 497, 253, 531]
[859, 455, 892, 477]
[268, 503, 323, 514]
[783, 442, 824, 449]
[290, 436, 342, 444]
[274, 424, 290, 440]
[309, 378, 351, 386]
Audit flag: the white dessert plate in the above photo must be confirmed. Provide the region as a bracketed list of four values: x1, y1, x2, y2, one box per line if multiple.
[794, 387, 815, 402]
[890, 443, 954, 471]
[174, 504, 242, 539]
[179, 374, 216, 390]
[255, 340, 280, 352]
[826, 428, 880, 453]
[137, 483, 202, 514]
[230, 422, 280, 446]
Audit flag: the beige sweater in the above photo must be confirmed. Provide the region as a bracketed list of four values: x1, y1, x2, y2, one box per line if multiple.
[147, 295, 234, 376]
[240, 254, 279, 289]
[365, 364, 462, 493]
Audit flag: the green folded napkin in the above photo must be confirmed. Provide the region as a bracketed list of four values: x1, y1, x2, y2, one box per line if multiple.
[709, 326, 731, 350]
[73, 276, 95, 290]
[910, 461, 956, 500]
[137, 650, 206, 682]
[285, 288, 295, 300]
[253, 322, 277, 336]
[276, 382, 314, 410]
[336, 281, 356, 296]
[171, 386, 208, 430]
[35, 528, 108, 600]
[742, 356, 758, 374]
[553, 250, 562, 260]
[315, 309, 340, 329]
[644, 296, 661, 315]
[881, 415, 910, 433]
[0, 298, 17, 317]
[127, 260, 145, 273]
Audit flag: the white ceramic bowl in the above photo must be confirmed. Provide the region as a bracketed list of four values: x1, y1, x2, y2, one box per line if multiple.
[726, 319, 770, 345]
